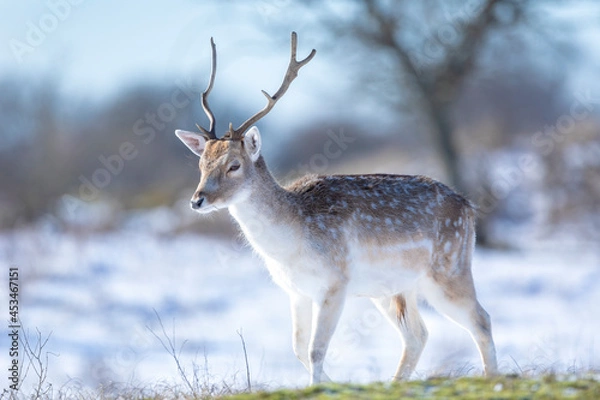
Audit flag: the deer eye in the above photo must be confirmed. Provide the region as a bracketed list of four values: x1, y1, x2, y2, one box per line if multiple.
[227, 162, 240, 173]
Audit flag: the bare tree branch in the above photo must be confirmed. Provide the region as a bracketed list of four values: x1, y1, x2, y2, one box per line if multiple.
[322, 0, 533, 192]
[358, 1, 432, 97]
[432, 0, 502, 101]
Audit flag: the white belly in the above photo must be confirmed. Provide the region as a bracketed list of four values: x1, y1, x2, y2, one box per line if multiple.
[345, 261, 423, 297]
[231, 204, 434, 300]
[261, 240, 432, 300]
[263, 255, 340, 300]
[345, 238, 433, 297]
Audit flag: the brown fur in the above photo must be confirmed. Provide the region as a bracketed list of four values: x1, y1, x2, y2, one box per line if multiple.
[394, 295, 408, 324]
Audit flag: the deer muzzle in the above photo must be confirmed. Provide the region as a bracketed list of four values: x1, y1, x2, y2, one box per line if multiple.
[191, 195, 204, 210]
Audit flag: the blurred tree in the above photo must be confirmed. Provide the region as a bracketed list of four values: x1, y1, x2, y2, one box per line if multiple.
[302, 0, 576, 194]
[542, 123, 600, 242]
[0, 74, 248, 229]
[0, 76, 69, 225]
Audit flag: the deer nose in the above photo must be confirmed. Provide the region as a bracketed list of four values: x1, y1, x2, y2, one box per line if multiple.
[191, 197, 204, 210]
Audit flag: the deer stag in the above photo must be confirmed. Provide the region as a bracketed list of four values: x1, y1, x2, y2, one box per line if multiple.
[175, 32, 497, 384]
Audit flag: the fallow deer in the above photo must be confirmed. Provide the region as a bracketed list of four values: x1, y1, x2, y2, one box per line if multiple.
[175, 32, 497, 384]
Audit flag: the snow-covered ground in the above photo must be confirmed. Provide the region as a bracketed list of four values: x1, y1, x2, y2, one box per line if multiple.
[1, 221, 598, 392]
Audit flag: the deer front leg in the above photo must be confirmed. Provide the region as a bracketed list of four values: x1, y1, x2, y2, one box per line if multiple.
[308, 285, 346, 385]
[290, 292, 312, 370]
[291, 292, 333, 383]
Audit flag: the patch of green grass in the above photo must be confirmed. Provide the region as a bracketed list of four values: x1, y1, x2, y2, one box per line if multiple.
[221, 375, 600, 400]
[10, 374, 599, 399]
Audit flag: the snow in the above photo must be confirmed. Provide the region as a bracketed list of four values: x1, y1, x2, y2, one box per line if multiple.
[0, 223, 598, 392]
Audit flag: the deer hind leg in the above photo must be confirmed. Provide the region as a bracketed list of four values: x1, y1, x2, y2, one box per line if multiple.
[289, 292, 332, 382]
[371, 292, 428, 380]
[421, 273, 498, 376]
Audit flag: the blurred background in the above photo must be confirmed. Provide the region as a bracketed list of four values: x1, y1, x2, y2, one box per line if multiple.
[1, 0, 599, 394]
[1, 0, 599, 245]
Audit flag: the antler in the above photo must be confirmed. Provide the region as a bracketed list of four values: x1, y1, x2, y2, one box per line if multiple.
[227, 32, 316, 139]
[197, 37, 218, 140]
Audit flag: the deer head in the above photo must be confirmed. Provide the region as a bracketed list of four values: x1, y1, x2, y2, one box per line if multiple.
[175, 32, 316, 213]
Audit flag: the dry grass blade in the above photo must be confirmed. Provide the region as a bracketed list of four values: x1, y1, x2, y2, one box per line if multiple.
[237, 329, 251, 392]
[19, 327, 56, 398]
[147, 309, 197, 397]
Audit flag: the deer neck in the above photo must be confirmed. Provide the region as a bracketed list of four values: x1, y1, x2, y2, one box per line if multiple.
[228, 156, 294, 251]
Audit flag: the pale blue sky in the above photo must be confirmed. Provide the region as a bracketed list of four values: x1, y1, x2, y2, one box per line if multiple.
[1, 1, 599, 132]
[0, 1, 306, 95]
[0, 1, 344, 132]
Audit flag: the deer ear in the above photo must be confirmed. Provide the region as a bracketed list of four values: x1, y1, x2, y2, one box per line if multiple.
[244, 126, 262, 162]
[175, 130, 207, 157]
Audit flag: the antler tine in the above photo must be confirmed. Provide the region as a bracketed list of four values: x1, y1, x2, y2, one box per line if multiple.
[197, 37, 218, 140]
[228, 32, 316, 139]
